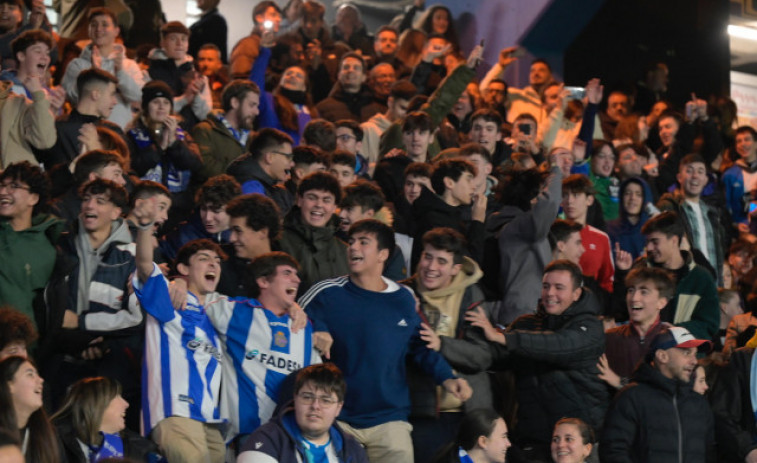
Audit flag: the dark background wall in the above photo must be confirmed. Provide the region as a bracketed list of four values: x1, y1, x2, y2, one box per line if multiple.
[563, 0, 730, 109]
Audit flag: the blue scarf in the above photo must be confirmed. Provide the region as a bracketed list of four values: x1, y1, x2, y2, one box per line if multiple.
[216, 113, 249, 146]
[458, 447, 475, 463]
[128, 125, 192, 193]
[88, 433, 124, 463]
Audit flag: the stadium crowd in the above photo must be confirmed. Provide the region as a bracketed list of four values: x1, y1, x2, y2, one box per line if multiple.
[0, 0, 753, 462]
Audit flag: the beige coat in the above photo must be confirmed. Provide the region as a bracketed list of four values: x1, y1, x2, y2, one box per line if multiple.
[0, 81, 56, 168]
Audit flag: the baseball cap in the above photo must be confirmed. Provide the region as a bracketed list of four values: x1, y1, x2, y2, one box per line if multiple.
[648, 326, 712, 357]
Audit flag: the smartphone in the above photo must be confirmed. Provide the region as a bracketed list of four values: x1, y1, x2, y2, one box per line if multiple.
[518, 122, 531, 135]
[263, 20, 274, 30]
[480, 38, 485, 48]
[564, 86, 585, 100]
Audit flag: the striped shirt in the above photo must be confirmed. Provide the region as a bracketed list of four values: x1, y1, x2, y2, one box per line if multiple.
[133, 264, 223, 435]
[206, 298, 321, 439]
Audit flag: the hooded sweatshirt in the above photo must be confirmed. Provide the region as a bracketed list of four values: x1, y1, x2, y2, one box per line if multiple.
[74, 218, 136, 325]
[723, 158, 757, 224]
[415, 256, 485, 411]
[606, 177, 655, 260]
[0, 213, 64, 326]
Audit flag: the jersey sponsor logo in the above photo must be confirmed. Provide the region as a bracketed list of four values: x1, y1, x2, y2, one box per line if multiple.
[274, 330, 288, 348]
[178, 394, 195, 404]
[187, 338, 223, 360]
[244, 350, 302, 372]
[269, 321, 288, 328]
[397, 319, 408, 327]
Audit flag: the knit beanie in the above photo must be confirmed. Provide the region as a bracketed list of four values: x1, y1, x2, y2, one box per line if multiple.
[141, 80, 174, 113]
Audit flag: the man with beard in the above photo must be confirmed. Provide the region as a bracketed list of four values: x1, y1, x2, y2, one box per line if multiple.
[192, 80, 260, 179]
[600, 326, 714, 462]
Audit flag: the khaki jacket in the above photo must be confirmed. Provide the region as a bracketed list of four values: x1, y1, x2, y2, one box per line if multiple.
[0, 81, 56, 168]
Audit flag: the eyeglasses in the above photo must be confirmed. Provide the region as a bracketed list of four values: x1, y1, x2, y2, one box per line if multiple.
[297, 392, 339, 407]
[0, 182, 31, 193]
[336, 134, 356, 142]
[270, 150, 294, 160]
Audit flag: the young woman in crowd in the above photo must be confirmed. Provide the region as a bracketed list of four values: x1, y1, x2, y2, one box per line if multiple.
[250, 33, 318, 145]
[51, 376, 160, 463]
[0, 356, 61, 463]
[433, 409, 512, 463]
[415, 5, 459, 51]
[550, 418, 593, 463]
[125, 80, 203, 228]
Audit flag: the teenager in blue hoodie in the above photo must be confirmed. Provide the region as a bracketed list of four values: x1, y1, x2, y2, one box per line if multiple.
[607, 176, 656, 261]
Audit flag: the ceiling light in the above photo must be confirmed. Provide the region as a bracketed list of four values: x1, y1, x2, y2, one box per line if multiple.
[728, 25, 757, 41]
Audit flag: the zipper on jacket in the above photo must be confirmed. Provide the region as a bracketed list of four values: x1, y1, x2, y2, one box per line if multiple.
[673, 392, 682, 463]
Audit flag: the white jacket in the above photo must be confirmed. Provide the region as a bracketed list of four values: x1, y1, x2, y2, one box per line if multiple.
[61, 43, 145, 129]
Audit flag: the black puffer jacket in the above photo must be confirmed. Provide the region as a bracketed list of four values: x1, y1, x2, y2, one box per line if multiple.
[492, 288, 608, 446]
[600, 361, 716, 463]
[710, 347, 757, 462]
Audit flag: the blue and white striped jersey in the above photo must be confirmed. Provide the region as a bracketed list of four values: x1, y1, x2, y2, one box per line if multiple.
[206, 298, 321, 439]
[133, 264, 223, 436]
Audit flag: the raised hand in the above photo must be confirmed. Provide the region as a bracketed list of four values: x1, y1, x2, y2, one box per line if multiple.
[112, 44, 125, 72]
[420, 322, 441, 351]
[313, 331, 333, 359]
[132, 195, 160, 228]
[584, 78, 603, 105]
[91, 45, 103, 69]
[597, 353, 622, 388]
[160, 116, 178, 149]
[614, 242, 633, 271]
[498, 46, 518, 68]
[48, 86, 66, 112]
[464, 306, 504, 344]
[423, 41, 452, 64]
[77, 123, 101, 152]
[466, 43, 484, 69]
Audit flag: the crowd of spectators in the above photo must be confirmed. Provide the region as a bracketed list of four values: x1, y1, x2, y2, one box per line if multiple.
[0, 0, 755, 462]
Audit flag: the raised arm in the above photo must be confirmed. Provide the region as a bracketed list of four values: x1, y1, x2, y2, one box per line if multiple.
[132, 195, 160, 282]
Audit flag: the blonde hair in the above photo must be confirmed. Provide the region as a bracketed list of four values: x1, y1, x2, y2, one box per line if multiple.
[51, 377, 121, 445]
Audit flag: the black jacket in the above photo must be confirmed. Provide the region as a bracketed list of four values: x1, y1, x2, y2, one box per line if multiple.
[710, 347, 757, 462]
[36, 110, 124, 168]
[600, 361, 716, 463]
[226, 154, 294, 216]
[56, 416, 160, 463]
[492, 288, 608, 446]
[373, 154, 413, 207]
[410, 186, 484, 270]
